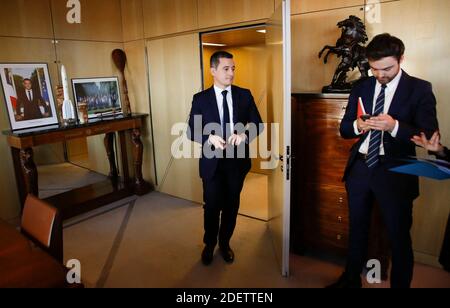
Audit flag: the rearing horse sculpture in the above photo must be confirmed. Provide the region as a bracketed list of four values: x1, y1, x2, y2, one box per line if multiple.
[319, 15, 370, 93]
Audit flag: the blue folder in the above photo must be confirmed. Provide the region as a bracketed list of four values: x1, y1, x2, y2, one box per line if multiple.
[390, 159, 450, 180]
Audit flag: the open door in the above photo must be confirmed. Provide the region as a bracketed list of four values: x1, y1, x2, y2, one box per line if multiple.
[266, 0, 291, 277]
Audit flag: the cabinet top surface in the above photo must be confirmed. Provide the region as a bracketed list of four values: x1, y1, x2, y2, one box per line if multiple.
[292, 93, 350, 100]
[2, 113, 148, 138]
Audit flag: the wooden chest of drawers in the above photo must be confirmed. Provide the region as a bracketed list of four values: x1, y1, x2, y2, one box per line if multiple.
[291, 94, 352, 254]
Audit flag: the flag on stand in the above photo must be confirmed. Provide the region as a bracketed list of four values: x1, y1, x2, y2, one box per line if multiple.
[3, 71, 17, 113]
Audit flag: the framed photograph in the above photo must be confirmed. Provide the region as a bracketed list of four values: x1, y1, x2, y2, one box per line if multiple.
[71, 77, 122, 119]
[0, 63, 58, 130]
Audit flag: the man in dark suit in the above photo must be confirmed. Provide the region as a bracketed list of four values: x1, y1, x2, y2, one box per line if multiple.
[16, 78, 49, 121]
[329, 33, 439, 288]
[188, 51, 263, 265]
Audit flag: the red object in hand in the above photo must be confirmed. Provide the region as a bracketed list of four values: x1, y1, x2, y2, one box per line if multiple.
[357, 97, 367, 118]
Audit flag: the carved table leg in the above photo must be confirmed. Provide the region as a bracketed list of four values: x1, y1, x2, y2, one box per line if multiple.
[20, 148, 38, 198]
[131, 128, 152, 195]
[104, 132, 119, 179]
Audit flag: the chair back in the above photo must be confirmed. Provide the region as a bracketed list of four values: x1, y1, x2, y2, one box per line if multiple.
[21, 194, 63, 262]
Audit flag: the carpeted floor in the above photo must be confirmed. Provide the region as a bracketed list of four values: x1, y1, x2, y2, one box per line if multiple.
[38, 163, 450, 288]
[61, 192, 450, 288]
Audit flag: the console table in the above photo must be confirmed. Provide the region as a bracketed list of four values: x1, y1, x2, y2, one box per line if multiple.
[3, 114, 153, 219]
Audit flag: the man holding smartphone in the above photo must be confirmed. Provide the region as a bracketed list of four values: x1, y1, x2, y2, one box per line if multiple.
[330, 33, 439, 288]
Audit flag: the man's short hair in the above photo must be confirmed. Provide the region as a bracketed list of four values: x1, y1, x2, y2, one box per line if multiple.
[210, 51, 233, 69]
[23, 78, 31, 83]
[366, 33, 405, 62]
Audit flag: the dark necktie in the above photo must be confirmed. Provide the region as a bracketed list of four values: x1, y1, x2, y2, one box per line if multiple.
[27, 90, 32, 101]
[222, 90, 230, 140]
[366, 84, 387, 169]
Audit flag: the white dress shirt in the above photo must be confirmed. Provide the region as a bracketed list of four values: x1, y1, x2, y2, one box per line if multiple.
[354, 70, 402, 155]
[214, 85, 234, 135]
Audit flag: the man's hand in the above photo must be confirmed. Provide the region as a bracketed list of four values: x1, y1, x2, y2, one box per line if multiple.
[411, 131, 445, 154]
[357, 116, 371, 133]
[209, 134, 227, 150]
[366, 114, 397, 132]
[228, 133, 247, 146]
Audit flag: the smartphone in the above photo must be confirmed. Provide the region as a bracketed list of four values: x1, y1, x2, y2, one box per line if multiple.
[360, 114, 372, 121]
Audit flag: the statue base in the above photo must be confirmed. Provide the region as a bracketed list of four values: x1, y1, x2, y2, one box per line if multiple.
[322, 84, 352, 94]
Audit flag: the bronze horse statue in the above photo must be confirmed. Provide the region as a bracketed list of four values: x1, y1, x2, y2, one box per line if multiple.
[319, 15, 370, 93]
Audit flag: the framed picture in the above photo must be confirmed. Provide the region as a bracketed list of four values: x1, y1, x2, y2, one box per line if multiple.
[0, 63, 58, 130]
[71, 77, 122, 119]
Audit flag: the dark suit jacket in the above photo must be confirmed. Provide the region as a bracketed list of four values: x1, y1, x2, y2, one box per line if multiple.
[340, 71, 439, 200]
[16, 89, 46, 120]
[188, 85, 263, 180]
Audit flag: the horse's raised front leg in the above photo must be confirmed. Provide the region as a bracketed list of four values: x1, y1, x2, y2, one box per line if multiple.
[319, 45, 332, 59]
[324, 49, 335, 64]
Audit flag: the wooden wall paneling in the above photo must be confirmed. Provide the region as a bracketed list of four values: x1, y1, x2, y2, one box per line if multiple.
[66, 137, 88, 158]
[51, 0, 123, 42]
[146, 34, 203, 203]
[198, 0, 275, 29]
[124, 39, 156, 185]
[291, 0, 364, 15]
[121, 0, 145, 42]
[0, 0, 54, 38]
[143, 0, 198, 38]
[275, 0, 282, 10]
[364, 0, 450, 263]
[291, 6, 364, 92]
[55, 40, 124, 175]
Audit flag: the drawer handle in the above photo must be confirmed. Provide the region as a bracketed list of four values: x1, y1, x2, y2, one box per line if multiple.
[338, 197, 344, 203]
[337, 234, 342, 241]
[338, 216, 343, 223]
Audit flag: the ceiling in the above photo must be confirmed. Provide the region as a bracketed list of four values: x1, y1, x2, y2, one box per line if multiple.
[201, 26, 266, 47]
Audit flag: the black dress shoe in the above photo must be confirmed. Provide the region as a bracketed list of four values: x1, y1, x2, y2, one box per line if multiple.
[326, 272, 362, 288]
[201, 246, 215, 265]
[220, 246, 235, 263]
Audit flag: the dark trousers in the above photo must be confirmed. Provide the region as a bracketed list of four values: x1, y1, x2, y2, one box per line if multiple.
[345, 158, 414, 288]
[202, 159, 247, 248]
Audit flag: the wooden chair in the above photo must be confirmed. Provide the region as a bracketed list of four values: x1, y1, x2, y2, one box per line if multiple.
[21, 194, 63, 263]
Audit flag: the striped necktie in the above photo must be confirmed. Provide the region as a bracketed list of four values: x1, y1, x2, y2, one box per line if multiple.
[366, 84, 387, 169]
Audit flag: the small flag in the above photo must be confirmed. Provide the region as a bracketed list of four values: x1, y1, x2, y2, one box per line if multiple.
[357, 97, 367, 118]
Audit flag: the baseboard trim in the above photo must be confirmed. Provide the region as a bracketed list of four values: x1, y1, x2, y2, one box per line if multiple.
[414, 251, 442, 268]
